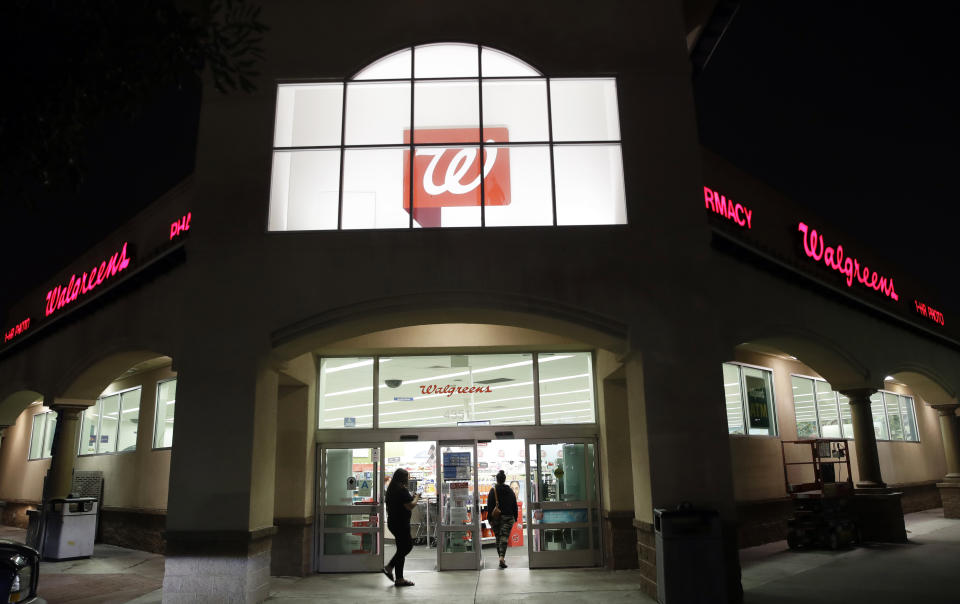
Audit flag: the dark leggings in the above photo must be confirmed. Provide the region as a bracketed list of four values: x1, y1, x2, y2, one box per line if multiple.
[388, 523, 413, 580]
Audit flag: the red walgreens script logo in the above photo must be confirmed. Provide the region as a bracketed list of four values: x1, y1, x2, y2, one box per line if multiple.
[403, 127, 511, 227]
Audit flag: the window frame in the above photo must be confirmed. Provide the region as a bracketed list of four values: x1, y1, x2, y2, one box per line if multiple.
[27, 409, 56, 461]
[317, 350, 599, 430]
[722, 361, 779, 438]
[153, 377, 178, 451]
[78, 385, 143, 457]
[268, 43, 627, 232]
[789, 373, 920, 443]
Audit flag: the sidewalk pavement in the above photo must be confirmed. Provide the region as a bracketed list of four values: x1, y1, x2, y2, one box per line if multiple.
[3, 508, 959, 603]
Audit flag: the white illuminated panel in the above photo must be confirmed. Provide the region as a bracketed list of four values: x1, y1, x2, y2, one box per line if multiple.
[269, 44, 627, 232]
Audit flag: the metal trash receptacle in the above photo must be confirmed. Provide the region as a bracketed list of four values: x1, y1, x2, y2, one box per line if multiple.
[654, 507, 727, 604]
[42, 497, 98, 560]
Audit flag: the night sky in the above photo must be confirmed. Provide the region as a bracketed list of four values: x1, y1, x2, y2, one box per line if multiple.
[2, 2, 958, 324]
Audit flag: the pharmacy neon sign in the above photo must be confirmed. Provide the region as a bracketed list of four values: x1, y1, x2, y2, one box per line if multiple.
[797, 222, 899, 301]
[3, 318, 30, 342]
[44, 242, 133, 317]
[703, 186, 752, 229]
[914, 300, 945, 326]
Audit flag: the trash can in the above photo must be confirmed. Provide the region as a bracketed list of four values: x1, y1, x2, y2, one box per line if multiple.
[0, 539, 42, 603]
[41, 497, 98, 560]
[654, 507, 727, 604]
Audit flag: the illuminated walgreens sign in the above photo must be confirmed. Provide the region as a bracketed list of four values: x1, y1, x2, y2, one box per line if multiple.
[703, 186, 753, 229]
[797, 222, 899, 301]
[170, 212, 192, 240]
[403, 128, 511, 228]
[420, 384, 494, 397]
[44, 242, 133, 317]
[3, 318, 30, 342]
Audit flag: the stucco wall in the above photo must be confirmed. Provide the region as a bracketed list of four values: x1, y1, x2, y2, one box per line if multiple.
[728, 349, 947, 503]
[0, 364, 175, 513]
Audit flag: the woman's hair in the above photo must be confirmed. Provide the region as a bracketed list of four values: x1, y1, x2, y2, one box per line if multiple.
[386, 468, 409, 498]
[496, 470, 507, 484]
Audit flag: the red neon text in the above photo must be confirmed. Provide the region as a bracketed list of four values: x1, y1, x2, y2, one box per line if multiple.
[170, 212, 192, 240]
[914, 300, 945, 326]
[797, 223, 898, 301]
[3, 318, 30, 342]
[419, 384, 493, 397]
[703, 186, 753, 229]
[44, 242, 133, 317]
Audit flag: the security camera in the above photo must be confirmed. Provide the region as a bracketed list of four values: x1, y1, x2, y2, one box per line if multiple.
[385, 379, 403, 388]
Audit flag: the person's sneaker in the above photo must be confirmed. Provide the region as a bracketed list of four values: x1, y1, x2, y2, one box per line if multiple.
[499, 559, 507, 568]
[395, 579, 415, 587]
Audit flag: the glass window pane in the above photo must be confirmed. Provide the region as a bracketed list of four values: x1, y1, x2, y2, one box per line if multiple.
[319, 358, 374, 429]
[816, 382, 840, 438]
[155, 379, 177, 448]
[838, 393, 854, 439]
[481, 79, 549, 142]
[900, 396, 918, 442]
[342, 147, 410, 229]
[723, 364, 744, 435]
[884, 392, 904, 441]
[380, 354, 536, 427]
[484, 145, 553, 227]
[553, 144, 626, 225]
[354, 48, 411, 80]
[79, 400, 100, 456]
[791, 377, 818, 439]
[42, 412, 58, 458]
[742, 367, 776, 436]
[274, 83, 343, 147]
[29, 413, 45, 460]
[870, 393, 888, 440]
[98, 394, 120, 453]
[539, 352, 595, 425]
[414, 81, 479, 142]
[344, 82, 410, 145]
[550, 78, 620, 142]
[481, 47, 539, 77]
[268, 150, 340, 231]
[414, 43, 478, 78]
[117, 388, 141, 452]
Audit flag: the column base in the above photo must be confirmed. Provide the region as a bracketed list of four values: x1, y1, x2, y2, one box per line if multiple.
[162, 527, 277, 604]
[936, 482, 960, 518]
[602, 511, 638, 570]
[271, 517, 313, 576]
[633, 519, 657, 600]
[853, 491, 906, 543]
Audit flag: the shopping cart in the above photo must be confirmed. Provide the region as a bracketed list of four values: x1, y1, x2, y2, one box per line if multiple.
[412, 498, 438, 546]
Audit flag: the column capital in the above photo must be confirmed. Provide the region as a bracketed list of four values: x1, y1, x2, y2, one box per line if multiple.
[838, 388, 877, 403]
[46, 397, 95, 414]
[929, 402, 960, 416]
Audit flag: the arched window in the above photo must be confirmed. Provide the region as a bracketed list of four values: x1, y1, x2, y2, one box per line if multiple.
[269, 43, 625, 230]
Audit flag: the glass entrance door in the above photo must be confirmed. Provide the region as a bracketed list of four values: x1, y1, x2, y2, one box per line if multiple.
[316, 444, 383, 572]
[436, 441, 481, 570]
[525, 439, 601, 567]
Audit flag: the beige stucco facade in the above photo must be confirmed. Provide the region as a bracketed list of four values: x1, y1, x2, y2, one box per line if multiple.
[1, 2, 959, 603]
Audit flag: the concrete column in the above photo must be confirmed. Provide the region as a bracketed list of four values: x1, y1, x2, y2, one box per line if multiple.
[162, 354, 279, 604]
[841, 389, 886, 489]
[44, 399, 95, 500]
[0, 424, 9, 450]
[931, 403, 960, 518]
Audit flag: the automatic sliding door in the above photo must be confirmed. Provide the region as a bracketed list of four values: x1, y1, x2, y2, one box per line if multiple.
[437, 441, 481, 570]
[526, 440, 601, 568]
[317, 444, 383, 572]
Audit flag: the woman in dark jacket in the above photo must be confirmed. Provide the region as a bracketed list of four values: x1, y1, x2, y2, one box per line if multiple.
[384, 468, 420, 587]
[485, 470, 518, 568]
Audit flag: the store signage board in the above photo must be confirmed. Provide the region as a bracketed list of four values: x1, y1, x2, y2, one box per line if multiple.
[402, 127, 511, 228]
[1, 209, 193, 355]
[702, 170, 955, 345]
